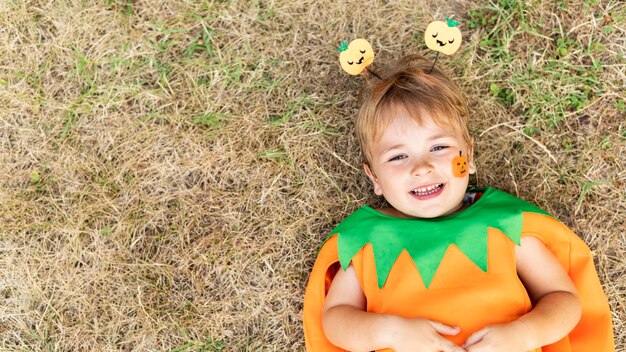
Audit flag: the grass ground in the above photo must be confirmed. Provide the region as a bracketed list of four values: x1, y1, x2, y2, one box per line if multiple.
[0, 0, 624, 351]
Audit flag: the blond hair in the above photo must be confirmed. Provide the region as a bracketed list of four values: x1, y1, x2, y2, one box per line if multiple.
[356, 55, 471, 165]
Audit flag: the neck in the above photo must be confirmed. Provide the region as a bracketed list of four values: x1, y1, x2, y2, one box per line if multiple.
[379, 200, 467, 219]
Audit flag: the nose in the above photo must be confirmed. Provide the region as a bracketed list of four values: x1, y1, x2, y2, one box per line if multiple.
[411, 158, 434, 176]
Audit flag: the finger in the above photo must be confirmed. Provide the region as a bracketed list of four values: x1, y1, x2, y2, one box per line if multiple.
[449, 343, 467, 352]
[439, 339, 466, 352]
[465, 343, 487, 352]
[429, 320, 461, 336]
[462, 327, 489, 349]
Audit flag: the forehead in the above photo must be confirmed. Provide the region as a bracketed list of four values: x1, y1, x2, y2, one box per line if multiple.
[375, 103, 458, 142]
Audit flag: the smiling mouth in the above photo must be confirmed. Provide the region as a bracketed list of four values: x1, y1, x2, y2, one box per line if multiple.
[410, 183, 445, 199]
[357, 56, 364, 64]
[436, 40, 446, 46]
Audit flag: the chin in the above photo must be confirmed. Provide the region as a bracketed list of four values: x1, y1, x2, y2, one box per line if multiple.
[395, 198, 464, 218]
[414, 210, 447, 219]
[398, 207, 447, 219]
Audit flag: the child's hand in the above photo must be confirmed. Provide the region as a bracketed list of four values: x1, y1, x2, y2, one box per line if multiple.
[462, 322, 528, 352]
[388, 317, 465, 352]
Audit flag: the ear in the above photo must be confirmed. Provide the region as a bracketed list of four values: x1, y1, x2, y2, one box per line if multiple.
[363, 163, 383, 195]
[467, 141, 477, 175]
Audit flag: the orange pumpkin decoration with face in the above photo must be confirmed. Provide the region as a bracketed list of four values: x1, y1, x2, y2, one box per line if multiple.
[452, 151, 468, 177]
[338, 38, 375, 75]
[424, 17, 463, 56]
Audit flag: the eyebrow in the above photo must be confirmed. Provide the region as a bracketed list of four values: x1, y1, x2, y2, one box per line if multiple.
[380, 133, 455, 154]
[428, 132, 455, 140]
[380, 143, 404, 154]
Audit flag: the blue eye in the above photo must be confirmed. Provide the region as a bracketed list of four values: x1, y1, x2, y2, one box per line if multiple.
[388, 155, 407, 161]
[431, 146, 449, 152]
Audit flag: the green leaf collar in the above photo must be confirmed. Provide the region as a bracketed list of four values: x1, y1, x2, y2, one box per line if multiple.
[330, 188, 551, 288]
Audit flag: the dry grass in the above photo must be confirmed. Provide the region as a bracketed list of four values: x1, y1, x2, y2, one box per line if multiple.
[0, 0, 624, 351]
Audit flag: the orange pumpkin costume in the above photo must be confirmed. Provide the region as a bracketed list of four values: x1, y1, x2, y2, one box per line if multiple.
[303, 188, 614, 351]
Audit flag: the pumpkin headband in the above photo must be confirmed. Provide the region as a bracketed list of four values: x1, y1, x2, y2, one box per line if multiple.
[424, 17, 463, 73]
[337, 16, 462, 76]
[337, 38, 380, 79]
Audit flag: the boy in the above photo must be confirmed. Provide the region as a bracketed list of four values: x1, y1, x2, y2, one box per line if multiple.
[303, 56, 613, 351]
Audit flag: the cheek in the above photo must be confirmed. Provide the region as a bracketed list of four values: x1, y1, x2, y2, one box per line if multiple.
[378, 163, 401, 177]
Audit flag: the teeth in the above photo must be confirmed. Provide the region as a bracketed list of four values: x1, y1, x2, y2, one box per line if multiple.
[411, 183, 443, 196]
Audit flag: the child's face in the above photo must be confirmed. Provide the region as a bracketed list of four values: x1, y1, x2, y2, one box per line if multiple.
[364, 105, 475, 218]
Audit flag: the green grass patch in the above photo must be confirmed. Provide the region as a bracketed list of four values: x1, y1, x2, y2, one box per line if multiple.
[106, 0, 133, 16]
[192, 113, 229, 129]
[267, 95, 335, 124]
[169, 325, 226, 352]
[184, 25, 215, 58]
[169, 338, 226, 352]
[466, 0, 611, 133]
[576, 179, 610, 210]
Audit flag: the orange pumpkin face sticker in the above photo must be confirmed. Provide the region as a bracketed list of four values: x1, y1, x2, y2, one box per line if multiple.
[338, 39, 375, 75]
[452, 150, 468, 177]
[424, 18, 462, 56]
